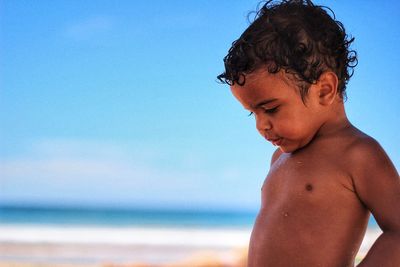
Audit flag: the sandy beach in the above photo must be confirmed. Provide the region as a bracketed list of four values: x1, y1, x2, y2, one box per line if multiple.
[0, 225, 381, 267]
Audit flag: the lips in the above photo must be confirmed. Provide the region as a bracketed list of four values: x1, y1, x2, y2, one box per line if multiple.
[265, 137, 283, 146]
[271, 138, 283, 146]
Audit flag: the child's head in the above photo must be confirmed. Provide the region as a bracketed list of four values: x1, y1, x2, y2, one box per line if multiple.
[218, 0, 357, 101]
[220, 0, 358, 152]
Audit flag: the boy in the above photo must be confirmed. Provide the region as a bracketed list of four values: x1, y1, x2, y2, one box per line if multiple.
[218, 1, 400, 266]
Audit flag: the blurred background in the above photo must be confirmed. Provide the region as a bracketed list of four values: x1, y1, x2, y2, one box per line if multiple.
[1, 0, 399, 266]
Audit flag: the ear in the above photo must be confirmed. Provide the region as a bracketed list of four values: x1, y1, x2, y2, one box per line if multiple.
[316, 71, 339, 106]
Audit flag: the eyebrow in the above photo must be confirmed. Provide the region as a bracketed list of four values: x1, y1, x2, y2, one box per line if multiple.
[251, 98, 278, 109]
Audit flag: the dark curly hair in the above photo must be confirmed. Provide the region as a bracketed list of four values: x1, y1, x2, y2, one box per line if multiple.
[217, 0, 357, 101]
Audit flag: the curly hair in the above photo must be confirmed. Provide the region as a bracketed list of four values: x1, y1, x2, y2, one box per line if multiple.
[217, 0, 357, 100]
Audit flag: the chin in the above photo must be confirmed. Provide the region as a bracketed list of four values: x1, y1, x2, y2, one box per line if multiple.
[278, 144, 301, 153]
[279, 147, 293, 153]
[279, 137, 313, 153]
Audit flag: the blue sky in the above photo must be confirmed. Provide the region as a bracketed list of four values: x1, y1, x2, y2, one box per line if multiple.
[1, 1, 399, 211]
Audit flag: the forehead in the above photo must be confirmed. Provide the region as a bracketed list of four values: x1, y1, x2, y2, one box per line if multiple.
[230, 69, 299, 109]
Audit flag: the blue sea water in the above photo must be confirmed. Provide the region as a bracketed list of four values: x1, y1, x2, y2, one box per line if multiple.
[0, 205, 378, 228]
[0, 205, 257, 228]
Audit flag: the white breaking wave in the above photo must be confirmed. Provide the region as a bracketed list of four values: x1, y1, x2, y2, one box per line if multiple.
[0, 224, 252, 247]
[0, 224, 382, 255]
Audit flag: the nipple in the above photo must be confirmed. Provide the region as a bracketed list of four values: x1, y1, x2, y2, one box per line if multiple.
[305, 183, 313, 191]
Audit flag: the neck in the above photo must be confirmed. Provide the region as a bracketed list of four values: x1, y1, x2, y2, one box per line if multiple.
[315, 102, 351, 139]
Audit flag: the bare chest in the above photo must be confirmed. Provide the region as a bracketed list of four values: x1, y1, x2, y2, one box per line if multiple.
[261, 152, 354, 214]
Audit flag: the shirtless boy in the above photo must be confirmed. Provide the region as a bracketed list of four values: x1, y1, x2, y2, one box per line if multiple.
[218, 1, 400, 266]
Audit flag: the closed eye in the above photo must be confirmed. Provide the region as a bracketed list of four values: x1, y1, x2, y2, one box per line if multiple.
[264, 107, 279, 114]
[248, 112, 254, 117]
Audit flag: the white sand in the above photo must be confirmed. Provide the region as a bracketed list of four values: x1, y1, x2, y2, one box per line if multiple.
[0, 224, 250, 265]
[0, 224, 381, 265]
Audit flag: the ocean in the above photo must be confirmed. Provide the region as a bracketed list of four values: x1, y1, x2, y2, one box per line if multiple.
[0, 205, 380, 265]
[0, 205, 257, 264]
[0, 205, 257, 228]
[0, 204, 378, 228]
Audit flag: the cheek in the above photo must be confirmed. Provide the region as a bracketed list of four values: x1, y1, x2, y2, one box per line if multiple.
[274, 112, 312, 138]
[279, 122, 306, 138]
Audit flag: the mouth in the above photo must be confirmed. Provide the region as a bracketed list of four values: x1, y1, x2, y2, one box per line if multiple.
[266, 137, 283, 146]
[271, 138, 283, 146]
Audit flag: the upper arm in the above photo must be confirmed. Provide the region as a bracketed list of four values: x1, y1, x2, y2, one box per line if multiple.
[348, 138, 400, 232]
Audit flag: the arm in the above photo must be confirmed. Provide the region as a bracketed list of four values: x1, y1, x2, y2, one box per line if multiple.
[349, 138, 400, 266]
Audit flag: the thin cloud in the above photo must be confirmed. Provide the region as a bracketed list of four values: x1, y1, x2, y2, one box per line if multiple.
[0, 139, 259, 209]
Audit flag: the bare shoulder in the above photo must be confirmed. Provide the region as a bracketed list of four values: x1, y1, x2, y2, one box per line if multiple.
[343, 130, 393, 170]
[343, 129, 399, 230]
[342, 129, 399, 185]
[270, 148, 283, 166]
[346, 132, 382, 156]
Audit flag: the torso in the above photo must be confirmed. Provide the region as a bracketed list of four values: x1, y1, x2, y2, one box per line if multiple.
[248, 132, 370, 267]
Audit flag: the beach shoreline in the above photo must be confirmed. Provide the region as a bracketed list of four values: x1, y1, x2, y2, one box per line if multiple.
[0, 224, 381, 266]
[0, 224, 250, 266]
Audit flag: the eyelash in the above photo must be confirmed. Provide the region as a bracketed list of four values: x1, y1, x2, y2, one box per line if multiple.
[248, 107, 279, 117]
[264, 107, 279, 114]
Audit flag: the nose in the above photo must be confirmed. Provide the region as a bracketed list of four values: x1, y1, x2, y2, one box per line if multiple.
[255, 114, 272, 134]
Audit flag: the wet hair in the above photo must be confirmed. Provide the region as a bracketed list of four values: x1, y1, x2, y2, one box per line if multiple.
[217, 0, 357, 100]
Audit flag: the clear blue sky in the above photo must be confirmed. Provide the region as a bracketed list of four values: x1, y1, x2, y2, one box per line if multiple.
[1, 0, 399, 211]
